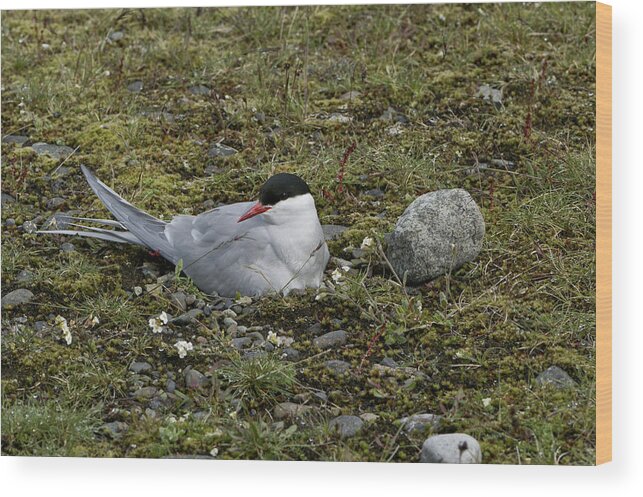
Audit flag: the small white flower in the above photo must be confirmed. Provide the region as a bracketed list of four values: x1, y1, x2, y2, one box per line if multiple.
[91, 315, 100, 327]
[149, 311, 169, 333]
[267, 330, 278, 345]
[331, 268, 344, 283]
[55, 315, 72, 345]
[174, 340, 193, 359]
[210, 447, 219, 457]
[482, 398, 492, 408]
[133, 286, 143, 296]
[360, 236, 374, 250]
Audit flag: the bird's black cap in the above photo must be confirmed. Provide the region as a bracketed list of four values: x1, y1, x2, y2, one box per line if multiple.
[259, 173, 311, 206]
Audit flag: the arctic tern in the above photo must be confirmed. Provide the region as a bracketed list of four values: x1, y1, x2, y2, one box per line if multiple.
[39, 166, 330, 297]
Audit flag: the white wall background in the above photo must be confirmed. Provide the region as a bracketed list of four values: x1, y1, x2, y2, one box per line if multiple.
[1, 0, 640, 495]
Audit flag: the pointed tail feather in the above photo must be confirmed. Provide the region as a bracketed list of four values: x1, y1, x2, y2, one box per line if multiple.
[80, 165, 177, 262]
[37, 228, 144, 245]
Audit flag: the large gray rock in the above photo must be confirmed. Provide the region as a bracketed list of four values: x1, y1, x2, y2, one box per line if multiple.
[420, 433, 482, 464]
[386, 189, 484, 284]
[1, 289, 34, 309]
[31, 142, 74, 159]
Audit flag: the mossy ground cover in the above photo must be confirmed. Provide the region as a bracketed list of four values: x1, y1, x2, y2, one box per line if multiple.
[1, 4, 596, 464]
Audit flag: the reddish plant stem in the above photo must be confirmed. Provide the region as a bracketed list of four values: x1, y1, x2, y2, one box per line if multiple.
[336, 142, 356, 194]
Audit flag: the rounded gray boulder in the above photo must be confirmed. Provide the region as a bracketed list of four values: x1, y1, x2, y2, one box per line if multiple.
[420, 433, 482, 464]
[386, 189, 484, 284]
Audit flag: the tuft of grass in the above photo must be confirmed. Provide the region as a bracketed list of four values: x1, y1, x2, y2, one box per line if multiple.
[1, 398, 102, 457]
[219, 354, 296, 407]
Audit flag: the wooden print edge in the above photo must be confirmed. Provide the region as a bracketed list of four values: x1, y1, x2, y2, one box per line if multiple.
[596, 1, 612, 466]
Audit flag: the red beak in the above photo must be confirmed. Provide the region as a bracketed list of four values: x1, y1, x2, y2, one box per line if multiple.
[237, 201, 272, 223]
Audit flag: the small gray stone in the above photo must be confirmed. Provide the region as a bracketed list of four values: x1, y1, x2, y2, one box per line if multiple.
[170, 292, 187, 311]
[322, 224, 348, 241]
[31, 142, 74, 160]
[386, 189, 485, 285]
[2, 192, 16, 206]
[281, 347, 301, 361]
[274, 402, 312, 420]
[34, 321, 47, 333]
[324, 360, 351, 375]
[127, 80, 143, 93]
[132, 386, 157, 400]
[420, 433, 482, 464]
[380, 107, 408, 123]
[208, 143, 238, 158]
[400, 413, 442, 433]
[339, 90, 362, 100]
[313, 330, 347, 349]
[101, 421, 129, 439]
[21, 220, 38, 234]
[60, 242, 75, 253]
[536, 366, 576, 389]
[166, 379, 176, 393]
[170, 308, 203, 326]
[1, 289, 34, 309]
[360, 413, 379, 423]
[15, 270, 34, 284]
[189, 85, 210, 95]
[232, 337, 252, 350]
[329, 415, 363, 438]
[129, 361, 152, 374]
[184, 369, 209, 389]
[5, 219, 16, 227]
[364, 188, 385, 199]
[381, 357, 399, 368]
[108, 31, 124, 42]
[2, 135, 29, 146]
[326, 113, 352, 124]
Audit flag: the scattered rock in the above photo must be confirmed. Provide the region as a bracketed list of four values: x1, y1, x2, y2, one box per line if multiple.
[129, 361, 152, 374]
[189, 85, 210, 95]
[165, 379, 176, 393]
[326, 113, 352, 123]
[208, 143, 238, 158]
[127, 80, 143, 93]
[324, 360, 351, 375]
[380, 357, 399, 368]
[274, 402, 312, 420]
[476, 84, 503, 105]
[46, 197, 65, 210]
[31, 142, 74, 160]
[322, 224, 348, 241]
[2, 192, 16, 206]
[184, 369, 209, 389]
[313, 330, 347, 349]
[101, 421, 129, 439]
[306, 322, 323, 335]
[1, 289, 34, 309]
[364, 188, 384, 199]
[281, 347, 301, 361]
[339, 90, 362, 100]
[329, 415, 363, 438]
[170, 292, 187, 311]
[21, 220, 38, 234]
[386, 189, 485, 285]
[170, 308, 203, 326]
[14, 270, 34, 284]
[420, 433, 482, 464]
[132, 386, 157, 400]
[232, 337, 252, 350]
[108, 31, 124, 42]
[360, 413, 379, 423]
[380, 107, 408, 123]
[536, 366, 577, 389]
[2, 135, 29, 146]
[60, 242, 75, 253]
[400, 413, 442, 433]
